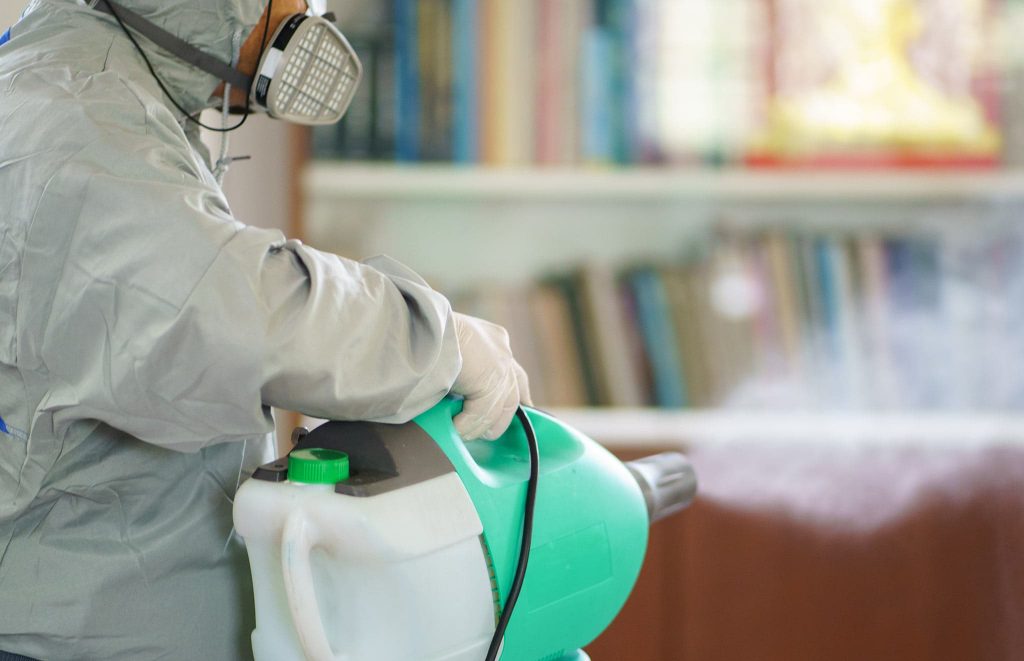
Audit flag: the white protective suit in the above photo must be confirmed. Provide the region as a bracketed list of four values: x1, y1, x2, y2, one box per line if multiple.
[0, 1, 463, 658]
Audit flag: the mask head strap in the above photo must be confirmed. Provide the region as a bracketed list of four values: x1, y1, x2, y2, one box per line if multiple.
[91, 0, 252, 92]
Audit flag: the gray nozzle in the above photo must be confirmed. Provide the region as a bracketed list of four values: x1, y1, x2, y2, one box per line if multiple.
[625, 452, 698, 523]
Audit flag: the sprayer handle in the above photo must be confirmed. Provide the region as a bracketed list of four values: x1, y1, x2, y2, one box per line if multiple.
[282, 511, 348, 661]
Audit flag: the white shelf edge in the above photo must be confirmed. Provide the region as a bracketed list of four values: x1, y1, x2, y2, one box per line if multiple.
[304, 163, 1024, 202]
[297, 410, 1024, 450]
[546, 408, 1024, 448]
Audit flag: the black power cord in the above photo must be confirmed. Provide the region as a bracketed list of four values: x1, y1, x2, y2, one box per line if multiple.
[484, 406, 539, 661]
[103, 0, 273, 132]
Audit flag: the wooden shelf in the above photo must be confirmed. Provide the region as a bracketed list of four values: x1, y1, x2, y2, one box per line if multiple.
[305, 163, 1024, 203]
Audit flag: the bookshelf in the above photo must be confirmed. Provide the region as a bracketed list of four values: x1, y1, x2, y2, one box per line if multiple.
[298, 162, 1024, 425]
[292, 0, 1024, 439]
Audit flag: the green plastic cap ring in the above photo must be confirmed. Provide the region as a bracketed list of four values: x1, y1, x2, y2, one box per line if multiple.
[288, 448, 350, 485]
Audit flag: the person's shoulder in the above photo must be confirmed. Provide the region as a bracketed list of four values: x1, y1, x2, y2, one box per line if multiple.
[0, 33, 195, 152]
[0, 65, 162, 165]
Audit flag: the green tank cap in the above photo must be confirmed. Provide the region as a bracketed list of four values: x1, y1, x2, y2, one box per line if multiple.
[288, 448, 350, 485]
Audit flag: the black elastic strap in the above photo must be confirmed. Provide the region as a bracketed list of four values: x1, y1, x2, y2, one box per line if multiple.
[92, 0, 253, 92]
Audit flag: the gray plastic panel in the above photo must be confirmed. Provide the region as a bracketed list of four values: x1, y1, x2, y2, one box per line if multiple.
[253, 419, 457, 497]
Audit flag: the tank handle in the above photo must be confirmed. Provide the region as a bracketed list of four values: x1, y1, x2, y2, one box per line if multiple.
[281, 511, 349, 661]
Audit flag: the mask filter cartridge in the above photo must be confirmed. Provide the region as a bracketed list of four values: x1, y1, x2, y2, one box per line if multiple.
[252, 14, 362, 126]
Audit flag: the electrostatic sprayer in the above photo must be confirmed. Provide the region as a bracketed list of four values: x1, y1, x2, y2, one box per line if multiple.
[233, 397, 697, 661]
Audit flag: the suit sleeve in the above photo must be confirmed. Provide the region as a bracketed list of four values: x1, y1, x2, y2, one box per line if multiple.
[32, 124, 460, 452]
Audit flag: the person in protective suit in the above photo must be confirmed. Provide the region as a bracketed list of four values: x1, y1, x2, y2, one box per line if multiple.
[0, 1, 530, 659]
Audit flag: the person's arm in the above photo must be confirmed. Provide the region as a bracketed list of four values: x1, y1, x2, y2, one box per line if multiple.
[34, 111, 522, 450]
[257, 243, 531, 438]
[254, 237, 462, 422]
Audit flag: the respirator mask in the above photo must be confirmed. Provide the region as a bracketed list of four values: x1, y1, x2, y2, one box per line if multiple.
[248, 1, 362, 125]
[91, 0, 363, 127]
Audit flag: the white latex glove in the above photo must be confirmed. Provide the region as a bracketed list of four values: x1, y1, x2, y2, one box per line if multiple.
[451, 312, 533, 440]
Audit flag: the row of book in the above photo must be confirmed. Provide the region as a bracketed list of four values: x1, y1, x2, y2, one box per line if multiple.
[314, 0, 1013, 167]
[451, 227, 1024, 410]
[313, 0, 757, 165]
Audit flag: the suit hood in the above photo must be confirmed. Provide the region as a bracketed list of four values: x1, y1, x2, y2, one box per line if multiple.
[14, 0, 269, 114]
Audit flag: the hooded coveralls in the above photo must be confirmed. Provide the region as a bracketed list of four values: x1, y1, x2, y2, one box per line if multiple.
[0, 1, 462, 658]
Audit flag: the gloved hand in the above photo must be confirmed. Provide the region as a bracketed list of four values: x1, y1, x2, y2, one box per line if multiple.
[451, 312, 533, 441]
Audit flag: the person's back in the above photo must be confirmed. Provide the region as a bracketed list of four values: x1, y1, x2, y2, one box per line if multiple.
[0, 1, 530, 658]
[0, 2, 294, 657]
[0, 0, 528, 658]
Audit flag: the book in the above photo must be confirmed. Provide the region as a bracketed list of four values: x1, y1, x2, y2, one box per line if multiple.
[547, 275, 602, 405]
[560, 0, 592, 163]
[765, 230, 803, 376]
[534, 0, 562, 165]
[825, 236, 864, 406]
[793, 234, 826, 375]
[451, 0, 479, 163]
[581, 23, 614, 164]
[854, 233, 894, 407]
[372, 27, 398, 160]
[609, 0, 638, 164]
[418, 0, 454, 161]
[394, 0, 420, 161]
[477, 0, 502, 164]
[618, 276, 655, 405]
[503, 0, 536, 165]
[529, 283, 588, 407]
[625, 267, 688, 407]
[745, 235, 780, 377]
[577, 263, 647, 406]
[661, 265, 714, 407]
[630, 0, 661, 162]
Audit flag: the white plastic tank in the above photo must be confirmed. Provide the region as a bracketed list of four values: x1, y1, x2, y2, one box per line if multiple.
[233, 447, 497, 661]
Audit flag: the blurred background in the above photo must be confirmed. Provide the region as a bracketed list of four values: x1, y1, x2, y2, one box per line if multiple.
[4, 0, 1024, 659]
[294, 1, 1024, 658]
[294, 4, 1024, 654]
